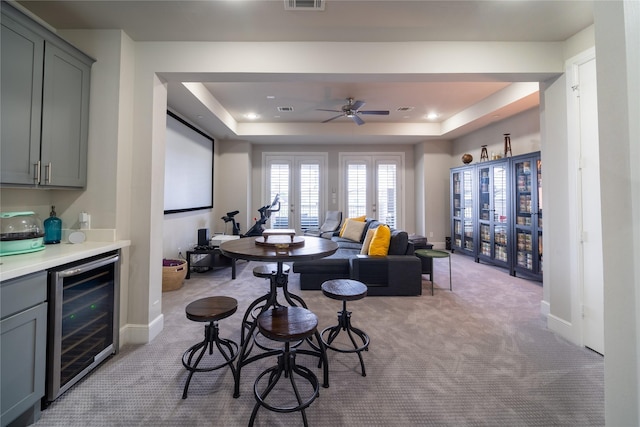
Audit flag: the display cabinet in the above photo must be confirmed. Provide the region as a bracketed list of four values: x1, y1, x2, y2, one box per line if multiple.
[449, 151, 542, 281]
[450, 166, 475, 256]
[476, 160, 510, 269]
[511, 153, 543, 280]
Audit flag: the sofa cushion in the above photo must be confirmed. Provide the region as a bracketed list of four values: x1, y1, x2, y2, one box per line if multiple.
[369, 224, 391, 256]
[360, 229, 376, 255]
[388, 230, 409, 255]
[341, 218, 367, 242]
[339, 215, 366, 237]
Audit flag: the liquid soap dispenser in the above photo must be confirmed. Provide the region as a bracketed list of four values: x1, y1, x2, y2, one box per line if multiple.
[44, 205, 62, 244]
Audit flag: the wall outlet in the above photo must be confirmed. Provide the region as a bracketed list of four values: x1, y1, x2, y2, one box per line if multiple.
[178, 247, 182, 255]
[429, 232, 434, 238]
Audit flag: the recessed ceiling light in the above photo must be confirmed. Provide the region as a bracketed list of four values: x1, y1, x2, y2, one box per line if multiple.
[267, 95, 275, 99]
[426, 113, 439, 120]
[245, 113, 259, 120]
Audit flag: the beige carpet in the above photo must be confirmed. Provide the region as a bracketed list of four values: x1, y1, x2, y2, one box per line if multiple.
[35, 253, 604, 426]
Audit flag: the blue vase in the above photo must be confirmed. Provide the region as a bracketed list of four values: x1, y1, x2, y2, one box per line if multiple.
[44, 206, 62, 244]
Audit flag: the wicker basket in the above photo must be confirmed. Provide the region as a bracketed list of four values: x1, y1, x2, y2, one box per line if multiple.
[162, 259, 187, 292]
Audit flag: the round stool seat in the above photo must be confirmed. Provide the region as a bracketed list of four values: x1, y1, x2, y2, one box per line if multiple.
[321, 279, 367, 301]
[253, 263, 290, 278]
[257, 306, 318, 342]
[185, 296, 238, 322]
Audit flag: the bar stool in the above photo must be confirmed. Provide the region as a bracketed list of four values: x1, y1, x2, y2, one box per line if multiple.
[414, 249, 452, 296]
[249, 306, 326, 427]
[182, 296, 239, 399]
[320, 279, 370, 377]
[253, 263, 290, 279]
[246, 263, 299, 349]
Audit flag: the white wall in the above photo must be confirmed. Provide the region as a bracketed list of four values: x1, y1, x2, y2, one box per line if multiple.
[451, 108, 541, 166]
[415, 140, 451, 247]
[594, 1, 640, 424]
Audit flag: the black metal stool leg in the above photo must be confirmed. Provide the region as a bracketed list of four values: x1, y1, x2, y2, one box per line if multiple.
[182, 321, 238, 399]
[320, 300, 370, 377]
[249, 343, 318, 427]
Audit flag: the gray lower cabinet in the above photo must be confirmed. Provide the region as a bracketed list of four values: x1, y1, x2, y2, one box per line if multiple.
[0, 272, 47, 427]
[1, 2, 93, 188]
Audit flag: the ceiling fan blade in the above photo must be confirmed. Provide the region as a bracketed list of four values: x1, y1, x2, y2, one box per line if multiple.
[322, 114, 344, 123]
[316, 108, 342, 113]
[351, 100, 366, 110]
[351, 114, 365, 126]
[359, 110, 390, 115]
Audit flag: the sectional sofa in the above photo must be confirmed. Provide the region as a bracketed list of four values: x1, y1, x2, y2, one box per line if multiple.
[293, 219, 422, 296]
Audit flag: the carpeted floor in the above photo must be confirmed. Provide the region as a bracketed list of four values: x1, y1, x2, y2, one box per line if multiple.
[35, 253, 604, 426]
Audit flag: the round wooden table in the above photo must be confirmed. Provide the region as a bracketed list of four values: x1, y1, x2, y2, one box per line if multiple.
[219, 235, 338, 397]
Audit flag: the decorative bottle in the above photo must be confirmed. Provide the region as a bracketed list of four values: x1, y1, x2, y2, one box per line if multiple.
[44, 205, 62, 244]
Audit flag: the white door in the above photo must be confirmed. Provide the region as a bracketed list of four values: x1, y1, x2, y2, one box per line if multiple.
[340, 154, 403, 228]
[576, 56, 605, 355]
[265, 154, 326, 233]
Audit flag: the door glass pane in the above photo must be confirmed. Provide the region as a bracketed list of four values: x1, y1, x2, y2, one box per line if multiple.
[299, 163, 319, 230]
[462, 170, 474, 251]
[270, 164, 289, 228]
[347, 163, 367, 218]
[493, 165, 507, 223]
[377, 163, 396, 228]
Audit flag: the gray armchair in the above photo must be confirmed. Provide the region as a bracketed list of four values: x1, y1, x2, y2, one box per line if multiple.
[304, 211, 342, 238]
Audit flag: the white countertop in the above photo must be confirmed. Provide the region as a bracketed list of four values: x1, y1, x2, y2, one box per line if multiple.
[0, 240, 131, 282]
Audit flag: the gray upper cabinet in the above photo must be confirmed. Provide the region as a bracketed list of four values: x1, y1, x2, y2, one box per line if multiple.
[1, 2, 94, 188]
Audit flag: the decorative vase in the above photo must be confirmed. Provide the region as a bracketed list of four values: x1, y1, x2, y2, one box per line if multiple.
[461, 153, 473, 164]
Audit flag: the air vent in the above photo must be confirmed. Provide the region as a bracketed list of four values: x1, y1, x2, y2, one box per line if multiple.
[284, 0, 324, 11]
[277, 106, 294, 112]
[397, 106, 414, 112]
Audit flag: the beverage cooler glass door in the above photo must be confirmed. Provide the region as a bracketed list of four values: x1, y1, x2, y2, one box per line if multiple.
[46, 252, 120, 403]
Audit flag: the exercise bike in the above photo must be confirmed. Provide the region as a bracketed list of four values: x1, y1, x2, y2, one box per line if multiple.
[221, 194, 281, 237]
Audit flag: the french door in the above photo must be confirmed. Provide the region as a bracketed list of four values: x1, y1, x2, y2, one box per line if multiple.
[264, 153, 327, 232]
[339, 153, 403, 228]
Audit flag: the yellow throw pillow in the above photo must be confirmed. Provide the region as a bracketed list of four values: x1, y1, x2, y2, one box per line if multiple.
[339, 215, 366, 237]
[360, 229, 376, 255]
[368, 225, 391, 256]
[341, 218, 367, 242]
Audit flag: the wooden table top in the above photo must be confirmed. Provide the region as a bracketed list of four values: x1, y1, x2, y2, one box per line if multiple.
[219, 235, 338, 262]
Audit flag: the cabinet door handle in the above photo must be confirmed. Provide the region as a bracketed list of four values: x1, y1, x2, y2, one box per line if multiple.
[33, 161, 41, 184]
[45, 162, 52, 184]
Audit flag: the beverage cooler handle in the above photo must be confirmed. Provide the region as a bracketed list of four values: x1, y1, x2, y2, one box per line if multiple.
[57, 254, 120, 278]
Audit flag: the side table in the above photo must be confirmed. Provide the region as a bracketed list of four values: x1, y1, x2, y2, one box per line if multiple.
[414, 249, 452, 296]
[185, 246, 235, 279]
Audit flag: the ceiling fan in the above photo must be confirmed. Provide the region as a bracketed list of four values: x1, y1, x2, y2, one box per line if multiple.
[317, 97, 390, 126]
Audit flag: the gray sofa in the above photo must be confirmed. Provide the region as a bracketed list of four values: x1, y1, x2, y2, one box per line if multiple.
[293, 219, 422, 296]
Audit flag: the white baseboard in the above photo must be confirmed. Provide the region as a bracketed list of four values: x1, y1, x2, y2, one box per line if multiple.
[540, 299, 550, 317]
[119, 314, 164, 346]
[547, 312, 578, 345]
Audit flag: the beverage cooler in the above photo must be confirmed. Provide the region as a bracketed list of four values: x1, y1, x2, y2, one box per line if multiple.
[45, 251, 120, 404]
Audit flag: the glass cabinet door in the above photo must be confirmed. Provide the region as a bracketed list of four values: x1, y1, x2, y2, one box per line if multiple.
[451, 166, 475, 256]
[513, 154, 542, 279]
[462, 169, 474, 253]
[477, 162, 508, 267]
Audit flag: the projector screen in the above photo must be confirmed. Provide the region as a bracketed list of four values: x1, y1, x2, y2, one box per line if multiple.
[164, 111, 214, 214]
